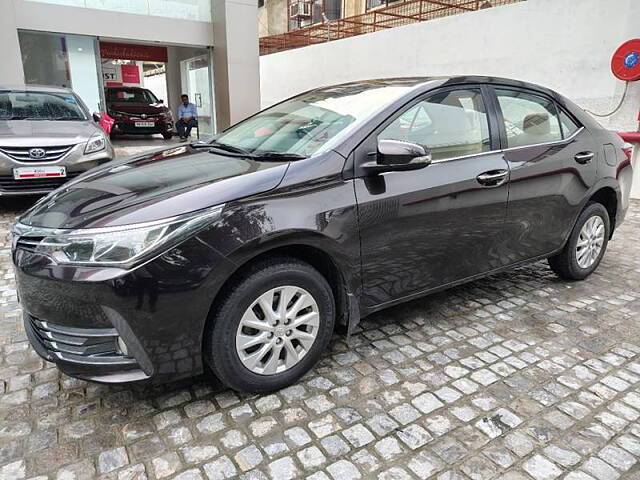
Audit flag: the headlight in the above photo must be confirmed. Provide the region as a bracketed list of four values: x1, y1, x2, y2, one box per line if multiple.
[16, 205, 224, 267]
[85, 133, 106, 154]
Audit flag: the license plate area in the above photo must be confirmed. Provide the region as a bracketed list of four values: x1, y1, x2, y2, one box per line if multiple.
[13, 166, 66, 180]
[135, 121, 155, 127]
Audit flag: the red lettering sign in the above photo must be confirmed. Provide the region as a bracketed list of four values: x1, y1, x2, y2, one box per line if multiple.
[100, 42, 168, 63]
[121, 65, 141, 84]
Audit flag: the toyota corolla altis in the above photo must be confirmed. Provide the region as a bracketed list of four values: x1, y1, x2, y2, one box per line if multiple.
[13, 77, 632, 393]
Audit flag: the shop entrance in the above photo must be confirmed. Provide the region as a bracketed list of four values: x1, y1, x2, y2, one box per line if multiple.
[99, 41, 215, 149]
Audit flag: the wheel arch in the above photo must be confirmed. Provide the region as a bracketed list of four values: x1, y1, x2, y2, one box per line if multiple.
[203, 234, 359, 348]
[587, 186, 618, 237]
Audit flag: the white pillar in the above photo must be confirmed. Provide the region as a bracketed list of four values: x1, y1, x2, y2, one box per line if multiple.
[631, 146, 640, 200]
[0, 0, 25, 84]
[211, 0, 261, 130]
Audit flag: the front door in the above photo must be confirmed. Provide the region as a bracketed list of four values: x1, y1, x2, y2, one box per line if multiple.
[180, 54, 215, 136]
[354, 87, 511, 307]
[491, 87, 599, 261]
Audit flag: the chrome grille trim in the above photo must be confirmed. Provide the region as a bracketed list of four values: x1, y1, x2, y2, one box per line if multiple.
[0, 145, 75, 162]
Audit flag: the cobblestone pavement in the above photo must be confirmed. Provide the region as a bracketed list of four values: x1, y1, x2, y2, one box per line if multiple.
[1, 199, 640, 480]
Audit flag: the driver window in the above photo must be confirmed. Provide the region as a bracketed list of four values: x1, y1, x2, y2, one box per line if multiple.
[378, 89, 490, 161]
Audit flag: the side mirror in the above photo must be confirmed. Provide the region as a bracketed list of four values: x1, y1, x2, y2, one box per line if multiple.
[158, 99, 164, 104]
[92, 112, 101, 123]
[363, 139, 432, 175]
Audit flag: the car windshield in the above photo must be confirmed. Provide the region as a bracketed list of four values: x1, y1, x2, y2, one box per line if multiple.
[0, 91, 86, 121]
[213, 82, 418, 157]
[107, 88, 159, 104]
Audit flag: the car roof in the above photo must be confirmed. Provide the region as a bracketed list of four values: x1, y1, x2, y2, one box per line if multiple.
[314, 76, 558, 97]
[0, 84, 74, 94]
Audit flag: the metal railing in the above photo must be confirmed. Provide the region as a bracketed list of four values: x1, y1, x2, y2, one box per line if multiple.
[260, 0, 522, 55]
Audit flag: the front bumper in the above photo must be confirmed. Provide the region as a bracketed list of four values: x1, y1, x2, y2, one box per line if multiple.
[23, 312, 149, 383]
[0, 143, 115, 196]
[14, 231, 236, 384]
[112, 120, 173, 136]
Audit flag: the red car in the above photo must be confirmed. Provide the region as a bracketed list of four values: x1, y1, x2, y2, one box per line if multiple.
[105, 87, 174, 140]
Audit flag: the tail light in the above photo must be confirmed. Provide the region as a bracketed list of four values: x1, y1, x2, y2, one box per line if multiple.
[622, 143, 633, 162]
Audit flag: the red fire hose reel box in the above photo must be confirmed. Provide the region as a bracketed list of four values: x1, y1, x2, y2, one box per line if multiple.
[611, 39, 640, 82]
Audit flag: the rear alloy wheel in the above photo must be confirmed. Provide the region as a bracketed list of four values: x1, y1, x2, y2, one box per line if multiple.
[205, 258, 335, 393]
[575, 216, 606, 269]
[548, 202, 610, 280]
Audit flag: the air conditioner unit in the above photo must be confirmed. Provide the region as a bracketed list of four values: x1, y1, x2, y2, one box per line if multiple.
[289, 1, 311, 18]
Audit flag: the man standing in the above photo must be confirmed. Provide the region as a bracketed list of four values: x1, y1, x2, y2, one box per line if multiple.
[176, 94, 198, 141]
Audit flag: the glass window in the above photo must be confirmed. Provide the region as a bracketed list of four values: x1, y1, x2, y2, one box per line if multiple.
[214, 82, 417, 157]
[378, 89, 491, 161]
[0, 91, 87, 121]
[19, 31, 102, 113]
[26, 0, 212, 22]
[558, 109, 580, 138]
[495, 89, 563, 148]
[106, 88, 159, 104]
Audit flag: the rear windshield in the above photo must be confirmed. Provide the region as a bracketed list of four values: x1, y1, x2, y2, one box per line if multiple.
[107, 88, 158, 104]
[0, 91, 86, 121]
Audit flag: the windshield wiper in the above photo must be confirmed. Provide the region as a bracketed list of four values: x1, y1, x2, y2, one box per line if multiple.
[191, 140, 306, 160]
[252, 151, 307, 160]
[199, 140, 261, 159]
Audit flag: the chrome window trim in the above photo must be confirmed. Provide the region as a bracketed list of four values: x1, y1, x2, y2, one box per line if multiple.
[501, 126, 585, 153]
[428, 126, 585, 165]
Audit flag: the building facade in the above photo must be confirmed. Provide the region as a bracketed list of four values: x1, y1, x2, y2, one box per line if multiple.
[1, 0, 261, 132]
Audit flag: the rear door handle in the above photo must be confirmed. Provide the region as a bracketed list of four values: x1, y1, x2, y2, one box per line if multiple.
[477, 169, 509, 187]
[575, 151, 595, 164]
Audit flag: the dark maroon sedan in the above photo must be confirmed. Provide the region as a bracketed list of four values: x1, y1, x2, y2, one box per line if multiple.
[13, 76, 633, 393]
[105, 87, 174, 140]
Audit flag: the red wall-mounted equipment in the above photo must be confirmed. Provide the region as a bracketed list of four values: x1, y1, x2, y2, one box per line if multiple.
[611, 39, 640, 82]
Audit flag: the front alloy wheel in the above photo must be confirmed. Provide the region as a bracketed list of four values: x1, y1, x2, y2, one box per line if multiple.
[205, 257, 335, 393]
[236, 286, 320, 375]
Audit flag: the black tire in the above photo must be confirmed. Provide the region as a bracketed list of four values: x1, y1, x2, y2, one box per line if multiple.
[162, 132, 173, 140]
[548, 202, 610, 280]
[204, 257, 335, 393]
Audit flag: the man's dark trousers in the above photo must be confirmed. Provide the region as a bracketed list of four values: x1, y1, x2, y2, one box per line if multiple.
[176, 119, 197, 138]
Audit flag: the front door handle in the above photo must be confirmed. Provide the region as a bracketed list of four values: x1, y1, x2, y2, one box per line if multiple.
[477, 169, 508, 187]
[574, 151, 595, 164]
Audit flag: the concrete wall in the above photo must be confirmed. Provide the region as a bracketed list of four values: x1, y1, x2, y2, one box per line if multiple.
[260, 0, 640, 132]
[212, 0, 261, 129]
[0, 0, 25, 84]
[258, 0, 288, 37]
[12, 0, 214, 47]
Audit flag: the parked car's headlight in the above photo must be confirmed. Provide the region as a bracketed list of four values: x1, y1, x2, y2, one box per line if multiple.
[85, 133, 106, 154]
[160, 111, 172, 119]
[19, 205, 224, 267]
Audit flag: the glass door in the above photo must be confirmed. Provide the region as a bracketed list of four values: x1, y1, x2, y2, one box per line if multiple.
[180, 54, 215, 137]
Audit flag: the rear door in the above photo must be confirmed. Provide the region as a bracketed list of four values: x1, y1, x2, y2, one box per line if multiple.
[490, 87, 598, 261]
[354, 86, 512, 307]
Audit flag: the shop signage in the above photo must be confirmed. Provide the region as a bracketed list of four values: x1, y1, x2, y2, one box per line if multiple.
[100, 42, 168, 63]
[121, 65, 141, 84]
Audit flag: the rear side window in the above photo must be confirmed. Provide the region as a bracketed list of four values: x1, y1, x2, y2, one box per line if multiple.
[378, 88, 491, 161]
[558, 109, 581, 138]
[495, 89, 563, 148]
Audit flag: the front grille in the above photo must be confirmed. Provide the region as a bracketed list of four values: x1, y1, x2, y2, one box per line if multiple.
[0, 145, 75, 162]
[111, 111, 160, 119]
[0, 171, 81, 193]
[29, 316, 120, 358]
[15, 236, 43, 253]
